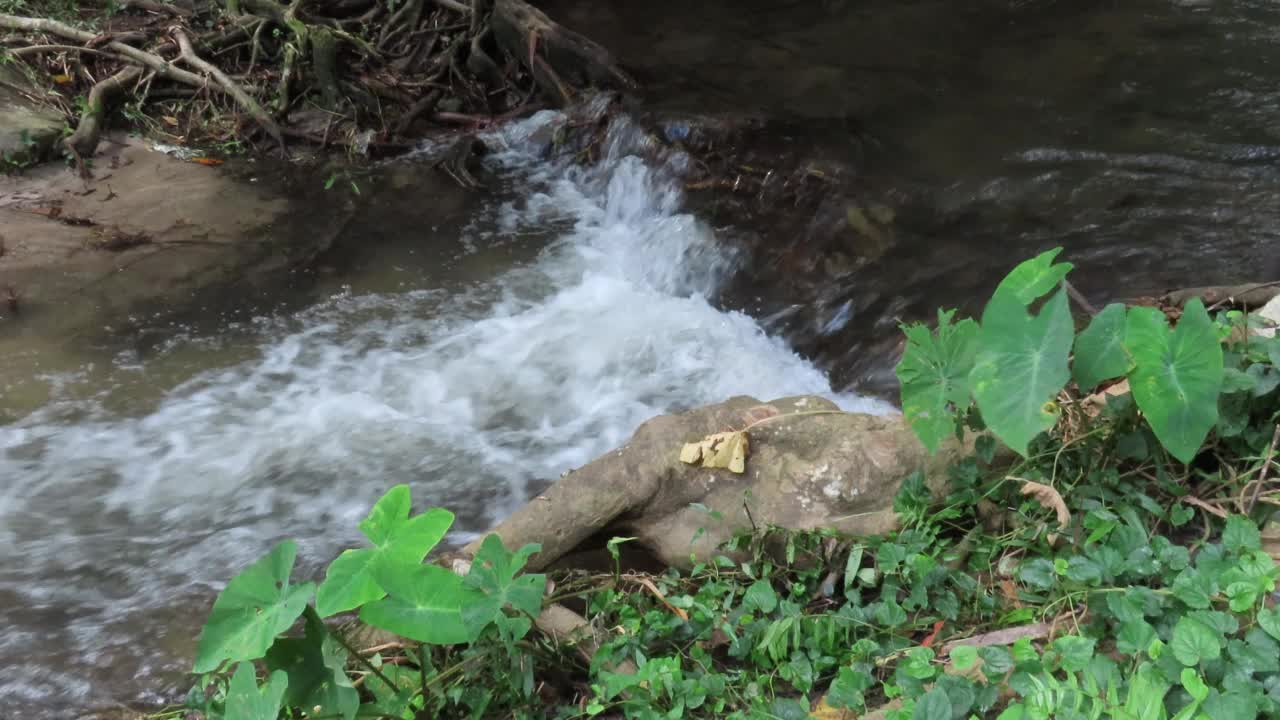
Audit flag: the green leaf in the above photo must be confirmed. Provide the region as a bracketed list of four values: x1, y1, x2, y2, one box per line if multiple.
[193, 540, 315, 673]
[743, 580, 779, 614]
[461, 535, 547, 637]
[1073, 303, 1131, 390]
[950, 645, 978, 670]
[1172, 569, 1214, 609]
[1221, 368, 1257, 394]
[1117, 620, 1157, 657]
[1018, 558, 1056, 589]
[1223, 515, 1262, 553]
[1202, 691, 1257, 720]
[979, 647, 1015, 678]
[1122, 663, 1171, 720]
[1051, 636, 1096, 672]
[366, 665, 422, 719]
[896, 310, 979, 453]
[992, 247, 1074, 305]
[826, 666, 870, 709]
[1171, 617, 1222, 667]
[1258, 607, 1280, 642]
[1180, 668, 1209, 702]
[360, 563, 478, 645]
[971, 288, 1074, 455]
[1126, 300, 1223, 463]
[264, 609, 358, 720]
[912, 688, 953, 720]
[223, 662, 288, 720]
[315, 485, 455, 618]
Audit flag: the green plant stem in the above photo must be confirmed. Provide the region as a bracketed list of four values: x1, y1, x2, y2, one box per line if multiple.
[327, 624, 398, 693]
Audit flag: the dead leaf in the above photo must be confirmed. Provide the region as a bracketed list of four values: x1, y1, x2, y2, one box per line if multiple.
[1082, 379, 1130, 417]
[679, 430, 749, 474]
[51, 74, 73, 85]
[190, 157, 224, 166]
[1181, 495, 1229, 519]
[808, 696, 853, 719]
[626, 575, 688, 621]
[1020, 481, 1070, 543]
[941, 623, 1050, 655]
[1261, 521, 1280, 564]
[162, 115, 180, 127]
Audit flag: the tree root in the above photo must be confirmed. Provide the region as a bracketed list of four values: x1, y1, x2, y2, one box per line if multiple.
[65, 64, 143, 163]
[1, 0, 636, 164]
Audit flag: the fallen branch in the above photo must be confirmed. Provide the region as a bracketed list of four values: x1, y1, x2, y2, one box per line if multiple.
[65, 64, 144, 160]
[941, 623, 1050, 656]
[171, 27, 285, 151]
[10, 44, 127, 59]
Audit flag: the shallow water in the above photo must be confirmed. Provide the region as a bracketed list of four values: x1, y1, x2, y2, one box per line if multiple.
[0, 111, 888, 717]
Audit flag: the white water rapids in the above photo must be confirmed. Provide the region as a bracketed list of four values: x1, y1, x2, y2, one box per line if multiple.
[0, 110, 890, 716]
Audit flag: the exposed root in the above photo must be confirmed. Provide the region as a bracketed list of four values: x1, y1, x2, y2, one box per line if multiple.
[65, 64, 144, 163]
[172, 28, 285, 152]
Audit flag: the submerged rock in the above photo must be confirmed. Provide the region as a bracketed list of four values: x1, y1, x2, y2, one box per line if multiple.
[463, 395, 967, 570]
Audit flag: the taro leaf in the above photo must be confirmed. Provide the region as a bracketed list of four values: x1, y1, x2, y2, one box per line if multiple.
[264, 608, 358, 720]
[971, 288, 1074, 456]
[223, 662, 289, 720]
[315, 485, 454, 618]
[1073, 303, 1131, 391]
[896, 309, 979, 453]
[992, 247, 1074, 306]
[461, 535, 546, 638]
[1171, 617, 1221, 667]
[1126, 300, 1223, 463]
[360, 563, 478, 645]
[193, 540, 315, 673]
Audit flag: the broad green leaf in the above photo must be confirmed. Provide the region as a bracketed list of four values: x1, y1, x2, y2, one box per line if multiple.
[360, 563, 478, 645]
[1117, 620, 1157, 657]
[1180, 668, 1209, 702]
[1073, 303, 1131, 390]
[1051, 635, 1096, 672]
[743, 580, 779, 614]
[193, 541, 315, 673]
[264, 608, 358, 720]
[950, 645, 978, 670]
[1201, 691, 1257, 720]
[223, 662, 288, 720]
[992, 247, 1074, 305]
[826, 666, 869, 709]
[1222, 515, 1261, 553]
[1121, 663, 1171, 720]
[1171, 617, 1221, 667]
[1126, 300, 1223, 463]
[1258, 607, 1280, 641]
[971, 288, 1074, 455]
[911, 687, 952, 720]
[462, 535, 547, 637]
[315, 485, 455, 618]
[896, 309, 979, 453]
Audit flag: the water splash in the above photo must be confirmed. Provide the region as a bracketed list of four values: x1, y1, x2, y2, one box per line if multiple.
[0, 109, 890, 716]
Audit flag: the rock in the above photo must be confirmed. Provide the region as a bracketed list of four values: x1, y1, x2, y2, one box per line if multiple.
[463, 395, 968, 570]
[0, 65, 66, 167]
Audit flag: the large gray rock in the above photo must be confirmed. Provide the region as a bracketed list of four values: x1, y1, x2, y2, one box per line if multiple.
[0, 65, 65, 166]
[464, 395, 969, 570]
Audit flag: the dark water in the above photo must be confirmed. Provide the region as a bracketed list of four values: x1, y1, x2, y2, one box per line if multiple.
[546, 0, 1280, 393]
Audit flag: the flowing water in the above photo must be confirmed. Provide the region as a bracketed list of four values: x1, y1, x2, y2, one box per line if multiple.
[0, 112, 889, 717]
[5, 0, 1280, 716]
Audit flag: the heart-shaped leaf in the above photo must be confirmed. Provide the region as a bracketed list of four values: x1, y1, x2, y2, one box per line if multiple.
[223, 662, 289, 720]
[315, 485, 454, 618]
[1073, 303, 1130, 391]
[1126, 299, 1223, 463]
[896, 309, 979, 453]
[971, 288, 1074, 456]
[359, 563, 478, 645]
[265, 608, 358, 720]
[193, 540, 315, 673]
[992, 247, 1074, 305]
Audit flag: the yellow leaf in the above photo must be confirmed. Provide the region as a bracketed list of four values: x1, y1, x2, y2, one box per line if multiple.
[52, 74, 73, 85]
[162, 115, 180, 126]
[679, 431, 749, 474]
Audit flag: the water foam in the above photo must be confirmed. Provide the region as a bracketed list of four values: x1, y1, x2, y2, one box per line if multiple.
[0, 109, 890, 714]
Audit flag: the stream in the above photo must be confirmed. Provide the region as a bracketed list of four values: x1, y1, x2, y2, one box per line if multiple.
[3, 0, 1280, 716]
